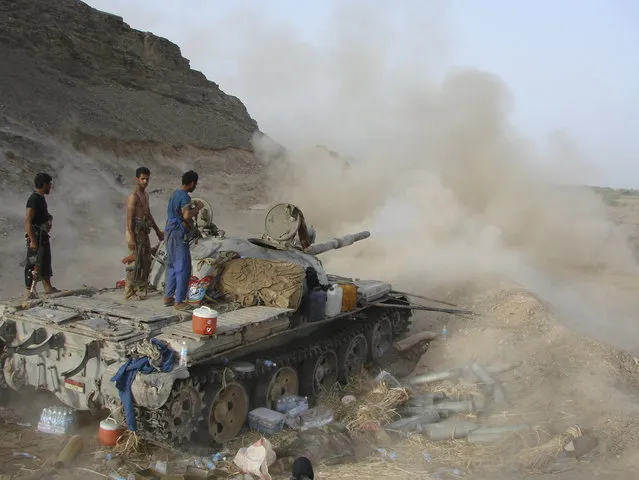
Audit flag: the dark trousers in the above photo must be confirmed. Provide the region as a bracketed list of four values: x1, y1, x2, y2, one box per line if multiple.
[24, 230, 52, 289]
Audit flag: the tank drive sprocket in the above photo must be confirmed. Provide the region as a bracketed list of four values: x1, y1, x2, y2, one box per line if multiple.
[164, 378, 205, 445]
[132, 375, 206, 448]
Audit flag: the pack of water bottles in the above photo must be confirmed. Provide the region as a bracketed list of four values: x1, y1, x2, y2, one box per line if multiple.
[287, 404, 334, 431]
[248, 407, 286, 434]
[37, 405, 75, 435]
[274, 394, 309, 416]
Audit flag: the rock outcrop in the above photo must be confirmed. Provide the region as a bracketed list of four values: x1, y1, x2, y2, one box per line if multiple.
[0, 0, 259, 151]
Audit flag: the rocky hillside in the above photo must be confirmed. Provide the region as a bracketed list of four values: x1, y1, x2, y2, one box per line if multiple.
[0, 0, 259, 156]
[0, 0, 270, 298]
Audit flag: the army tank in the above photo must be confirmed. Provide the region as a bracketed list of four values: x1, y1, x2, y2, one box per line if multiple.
[0, 201, 467, 450]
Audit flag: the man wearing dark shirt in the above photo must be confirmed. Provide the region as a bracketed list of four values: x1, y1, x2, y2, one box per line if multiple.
[24, 172, 58, 297]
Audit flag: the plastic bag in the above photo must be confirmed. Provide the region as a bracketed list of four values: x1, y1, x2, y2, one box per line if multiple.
[233, 436, 276, 480]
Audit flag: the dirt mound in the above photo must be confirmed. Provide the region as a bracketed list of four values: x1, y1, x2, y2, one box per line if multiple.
[427, 285, 639, 407]
[406, 284, 639, 475]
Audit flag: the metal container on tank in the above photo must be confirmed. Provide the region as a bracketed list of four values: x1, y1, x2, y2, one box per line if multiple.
[339, 283, 358, 311]
[304, 288, 327, 322]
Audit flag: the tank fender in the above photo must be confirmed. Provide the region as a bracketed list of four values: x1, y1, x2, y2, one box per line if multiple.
[131, 365, 190, 409]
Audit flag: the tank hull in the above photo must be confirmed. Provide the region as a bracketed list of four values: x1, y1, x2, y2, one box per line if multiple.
[0, 283, 412, 450]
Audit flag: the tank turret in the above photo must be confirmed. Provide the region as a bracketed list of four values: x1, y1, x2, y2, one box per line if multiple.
[189, 200, 370, 257]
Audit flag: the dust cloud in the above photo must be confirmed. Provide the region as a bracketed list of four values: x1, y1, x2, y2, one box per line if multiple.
[226, 3, 638, 349]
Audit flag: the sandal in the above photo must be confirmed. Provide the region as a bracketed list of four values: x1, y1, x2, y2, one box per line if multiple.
[44, 287, 61, 294]
[173, 303, 194, 312]
[164, 298, 175, 307]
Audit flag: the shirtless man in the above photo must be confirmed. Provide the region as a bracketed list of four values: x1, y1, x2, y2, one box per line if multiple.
[124, 167, 164, 300]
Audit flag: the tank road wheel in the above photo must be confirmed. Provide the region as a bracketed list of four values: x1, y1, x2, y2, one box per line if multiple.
[164, 378, 204, 446]
[390, 309, 411, 337]
[254, 366, 300, 410]
[367, 313, 394, 363]
[205, 381, 249, 444]
[338, 333, 368, 382]
[301, 349, 339, 399]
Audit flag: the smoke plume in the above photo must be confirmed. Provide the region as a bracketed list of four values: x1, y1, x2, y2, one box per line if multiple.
[226, 2, 639, 348]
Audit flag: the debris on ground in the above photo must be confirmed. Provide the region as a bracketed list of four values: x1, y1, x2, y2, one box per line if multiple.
[233, 437, 276, 480]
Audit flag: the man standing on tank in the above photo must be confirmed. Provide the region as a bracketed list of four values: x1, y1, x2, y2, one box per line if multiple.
[24, 172, 58, 298]
[163, 170, 203, 311]
[124, 166, 164, 300]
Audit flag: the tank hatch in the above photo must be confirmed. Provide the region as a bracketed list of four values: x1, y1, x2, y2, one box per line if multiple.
[15, 306, 79, 324]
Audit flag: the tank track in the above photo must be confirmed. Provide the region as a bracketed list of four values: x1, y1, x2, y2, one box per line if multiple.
[133, 305, 413, 452]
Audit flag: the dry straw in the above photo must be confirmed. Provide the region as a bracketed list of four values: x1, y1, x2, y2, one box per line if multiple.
[343, 384, 410, 432]
[517, 424, 583, 472]
[114, 430, 143, 456]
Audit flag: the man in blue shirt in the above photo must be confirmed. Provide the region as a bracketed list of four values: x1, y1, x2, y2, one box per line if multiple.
[163, 170, 204, 310]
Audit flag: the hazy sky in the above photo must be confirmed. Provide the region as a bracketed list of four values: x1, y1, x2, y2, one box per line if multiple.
[84, 0, 639, 188]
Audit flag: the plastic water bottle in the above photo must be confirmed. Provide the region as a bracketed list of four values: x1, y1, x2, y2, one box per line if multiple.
[441, 325, 447, 341]
[108, 473, 135, 480]
[423, 450, 432, 463]
[376, 447, 397, 460]
[57, 407, 64, 428]
[52, 407, 60, 427]
[287, 401, 309, 418]
[179, 341, 188, 366]
[276, 395, 293, 412]
[212, 452, 225, 462]
[63, 409, 72, 431]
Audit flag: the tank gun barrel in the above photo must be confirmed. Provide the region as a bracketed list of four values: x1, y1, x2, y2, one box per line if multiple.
[304, 231, 370, 255]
